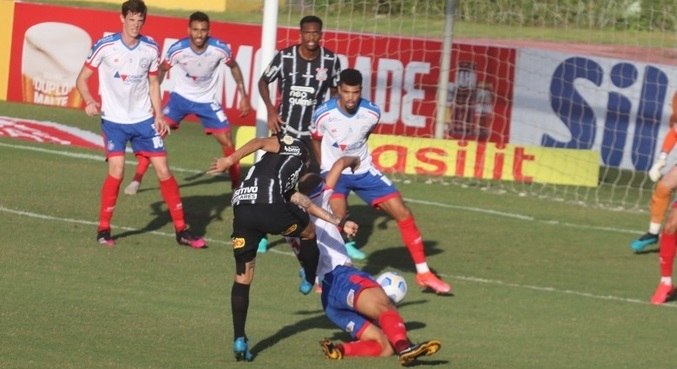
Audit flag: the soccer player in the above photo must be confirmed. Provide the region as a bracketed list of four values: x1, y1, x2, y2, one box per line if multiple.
[296, 156, 361, 293]
[631, 91, 677, 252]
[75, 0, 205, 248]
[319, 264, 442, 365]
[651, 197, 677, 304]
[123, 11, 251, 195]
[257, 15, 342, 254]
[207, 134, 358, 361]
[310, 68, 452, 295]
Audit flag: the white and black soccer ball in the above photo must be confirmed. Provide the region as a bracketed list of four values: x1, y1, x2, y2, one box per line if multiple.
[376, 271, 407, 304]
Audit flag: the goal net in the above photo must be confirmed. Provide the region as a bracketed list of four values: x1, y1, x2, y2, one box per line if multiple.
[277, 0, 677, 212]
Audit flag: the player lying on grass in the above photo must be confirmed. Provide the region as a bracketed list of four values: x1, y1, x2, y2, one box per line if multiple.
[297, 157, 442, 366]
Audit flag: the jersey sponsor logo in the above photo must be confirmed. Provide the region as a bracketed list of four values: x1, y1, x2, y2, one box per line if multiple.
[232, 185, 258, 202]
[232, 237, 246, 249]
[282, 223, 298, 236]
[282, 144, 302, 156]
[288, 85, 316, 107]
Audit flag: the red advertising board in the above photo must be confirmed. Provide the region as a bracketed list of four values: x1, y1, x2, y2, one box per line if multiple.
[8, 3, 515, 142]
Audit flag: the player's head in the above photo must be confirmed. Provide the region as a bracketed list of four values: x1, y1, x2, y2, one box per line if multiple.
[121, 0, 147, 18]
[298, 172, 323, 196]
[299, 15, 323, 53]
[120, 0, 147, 38]
[338, 69, 363, 113]
[188, 11, 210, 49]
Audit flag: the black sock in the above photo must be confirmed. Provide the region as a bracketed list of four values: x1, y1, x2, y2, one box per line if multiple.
[297, 237, 320, 284]
[231, 282, 250, 339]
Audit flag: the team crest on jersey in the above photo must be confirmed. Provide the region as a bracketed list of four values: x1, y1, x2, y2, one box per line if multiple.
[139, 57, 152, 70]
[315, 67, 328, 81]
[232, 237, 246, 249]
[282, 134, 295, 145]
[282, 224, 298, 236]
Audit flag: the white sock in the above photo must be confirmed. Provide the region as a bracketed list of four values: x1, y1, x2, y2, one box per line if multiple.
[415, 263, 430, 274]
[660, 276, 672, 285]
[649, 222, 661, 235]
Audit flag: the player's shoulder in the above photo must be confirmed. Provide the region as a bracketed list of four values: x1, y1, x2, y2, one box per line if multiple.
[314, 98, 339, 116]
[92, 32, 120, 50]
[207, 37, 230, 51]
[167, 38, 190, 54]
[138, 34, 159, 48]
[359, 98, 381, 115]
[321, 46, 339, 58]
[279, 45, 297, 56]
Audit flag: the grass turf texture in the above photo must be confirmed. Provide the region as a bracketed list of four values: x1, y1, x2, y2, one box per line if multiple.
[1, 101, 676, 369]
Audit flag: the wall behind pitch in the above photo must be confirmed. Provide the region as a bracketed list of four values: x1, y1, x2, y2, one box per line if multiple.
[76, 0, 266, 12]
[0, 0, 15, 101]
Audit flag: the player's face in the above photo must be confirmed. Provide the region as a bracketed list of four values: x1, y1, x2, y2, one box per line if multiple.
[189, 20, 210, 50]
[338, 83, 362, 114]
[121, 12, 145, 39]
[299, 22, 322, 53]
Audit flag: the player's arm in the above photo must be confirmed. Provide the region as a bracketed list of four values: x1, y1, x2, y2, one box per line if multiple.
[257, 75, 283, 134]
[207, 136, 280, 174]
[158, 61, 171, 85]
[75, 65, 99, 117]
[148, 73, 169, 136]
[289, 191, 358, 238]
[324, 156, 360, 189]
[228, 61, 251, 117]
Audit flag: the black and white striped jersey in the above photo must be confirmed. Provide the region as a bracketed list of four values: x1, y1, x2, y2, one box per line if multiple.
[260, 45, 341, 137]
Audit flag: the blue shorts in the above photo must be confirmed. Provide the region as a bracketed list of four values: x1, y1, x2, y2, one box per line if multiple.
[101, 117, 166, 158]
[328, 167, 400, 207]
[321, 265, 380, 338]
[162, 92, 230, 134]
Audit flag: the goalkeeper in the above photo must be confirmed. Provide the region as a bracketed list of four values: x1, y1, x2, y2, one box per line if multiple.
[631, 92, 677, 252]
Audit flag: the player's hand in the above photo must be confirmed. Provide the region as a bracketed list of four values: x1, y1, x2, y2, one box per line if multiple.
[649, 153, 668, 182]
[339, 156, 361, 173]
[342, 220, 359, 239]
[207, 156, 235, 175]
[153, 116, 170, 138]
[238, 98, 251, 117]
[84, 101, 100, 117]
[267, 110, 283, 134]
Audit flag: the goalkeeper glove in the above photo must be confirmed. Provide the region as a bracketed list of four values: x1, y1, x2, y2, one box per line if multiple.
[649, 152, 668, 182]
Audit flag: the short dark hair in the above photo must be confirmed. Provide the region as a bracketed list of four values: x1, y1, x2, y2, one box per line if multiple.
[339, 69, 363, 87]
[189, 11, 210, 25]
[121, 0, 147, 18]
[300, 15, 323, 30]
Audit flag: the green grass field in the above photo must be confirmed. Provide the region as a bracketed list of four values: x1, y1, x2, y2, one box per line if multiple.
[1, 100, 676, 369]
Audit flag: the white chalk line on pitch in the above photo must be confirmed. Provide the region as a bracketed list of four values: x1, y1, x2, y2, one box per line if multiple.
[1, 141, 673, 308]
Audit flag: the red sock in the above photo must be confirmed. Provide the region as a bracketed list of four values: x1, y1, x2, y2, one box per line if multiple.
[159, 176, 186, 232]
[223, 146, 241, 188]
[133, 155, 151, 183]
[397, 216, 426, 264]
[341, 340, 383, 357]
[659, 231, 677, 278]
[98, 175, 122, 231]
[378, 309, 410, 352]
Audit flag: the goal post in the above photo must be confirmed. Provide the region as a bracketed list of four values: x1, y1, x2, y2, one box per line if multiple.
[268, 0, 677, 211]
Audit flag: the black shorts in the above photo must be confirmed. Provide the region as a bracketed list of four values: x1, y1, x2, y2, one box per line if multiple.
[231, 203, 310, 263]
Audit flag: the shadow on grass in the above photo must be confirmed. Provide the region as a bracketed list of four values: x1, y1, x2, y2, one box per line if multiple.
[250, 308, 441, 363]
[114, 175, 232, 242]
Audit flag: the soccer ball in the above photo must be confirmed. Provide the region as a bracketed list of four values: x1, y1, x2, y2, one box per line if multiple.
[376, 271, 407, 304]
